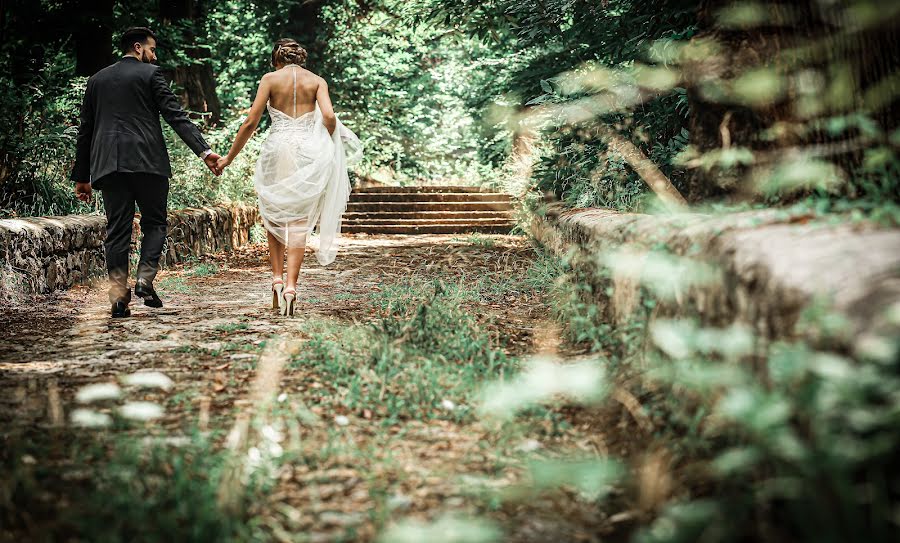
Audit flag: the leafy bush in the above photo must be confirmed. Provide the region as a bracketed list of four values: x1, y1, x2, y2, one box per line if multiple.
[0, 50, 97, 217]
[637, 314, 900, 542]
[526, 248, 900, 542]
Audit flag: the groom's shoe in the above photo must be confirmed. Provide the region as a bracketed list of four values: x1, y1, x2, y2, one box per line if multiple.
[111, 297, 131, 318]
[134, 278, 163, 308]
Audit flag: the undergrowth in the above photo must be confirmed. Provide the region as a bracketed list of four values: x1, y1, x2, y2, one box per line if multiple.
[533, 244, 900, 542]
[289, 279, 517, 423]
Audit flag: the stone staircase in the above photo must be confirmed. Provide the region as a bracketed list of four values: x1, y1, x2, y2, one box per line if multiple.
[343, 186, 516, 234]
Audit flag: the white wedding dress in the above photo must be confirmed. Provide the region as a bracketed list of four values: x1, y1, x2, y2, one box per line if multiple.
[253, 64, 362, 265]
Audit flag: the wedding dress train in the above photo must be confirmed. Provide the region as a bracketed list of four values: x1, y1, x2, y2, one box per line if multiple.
[253, 64, 362, 265]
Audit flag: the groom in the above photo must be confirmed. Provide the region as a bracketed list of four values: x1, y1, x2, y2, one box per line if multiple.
[71, 27, 222, 318]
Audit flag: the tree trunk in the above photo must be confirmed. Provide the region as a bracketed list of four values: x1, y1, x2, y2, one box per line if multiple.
[0, 0, 7, 47]
[158, 0, 221, 125]
[170, 53, 222, 126]
[599, 126, 688, 211]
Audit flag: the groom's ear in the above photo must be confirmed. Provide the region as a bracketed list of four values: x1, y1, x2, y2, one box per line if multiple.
[118, 27, 158, 56]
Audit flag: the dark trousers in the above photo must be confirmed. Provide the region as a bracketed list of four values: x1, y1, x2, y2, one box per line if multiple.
[98, 173, 169, 302]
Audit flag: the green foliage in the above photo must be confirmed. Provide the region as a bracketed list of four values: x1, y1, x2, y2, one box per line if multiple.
[165, 118, 260, 210]
[201, 0, 317, 112]
[0, 0, 307, 217]
[317, 0, 507, 184]
[538, 245, 900, 542]
[112, 0, 313, 113]
[0, 50, 98, 216]
[69, 438, 253, 542]
[5, 0, 900, 216]
[419, 0, 697, 208]
[291, 279, 513, 422]
[639, 316, 900, 541]
[543, 253, 652, 356]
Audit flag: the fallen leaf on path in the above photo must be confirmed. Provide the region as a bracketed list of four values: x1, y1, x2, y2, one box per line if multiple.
[213, 371, 228, 392]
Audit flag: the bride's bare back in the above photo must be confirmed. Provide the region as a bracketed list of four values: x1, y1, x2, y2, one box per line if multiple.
[231, 64, 337, 142]
[266, 65, 322, 117]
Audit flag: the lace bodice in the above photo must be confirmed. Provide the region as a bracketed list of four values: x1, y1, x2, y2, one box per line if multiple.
[267, 105, 316, 135]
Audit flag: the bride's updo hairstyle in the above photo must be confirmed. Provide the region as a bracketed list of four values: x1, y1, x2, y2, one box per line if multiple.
[272, 39, 308, 68]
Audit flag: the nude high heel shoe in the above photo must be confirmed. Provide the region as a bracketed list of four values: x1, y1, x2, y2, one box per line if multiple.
[272, 278, 284, 310]
[281, 287, 296, 316]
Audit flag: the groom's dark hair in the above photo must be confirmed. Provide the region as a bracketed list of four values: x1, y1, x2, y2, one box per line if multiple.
[119, 27, 158, 54]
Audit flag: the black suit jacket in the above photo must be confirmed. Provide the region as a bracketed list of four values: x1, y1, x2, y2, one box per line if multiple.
[71, 56, 210, 185]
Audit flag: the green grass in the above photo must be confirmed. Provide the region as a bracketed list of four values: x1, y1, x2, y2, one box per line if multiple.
[451, 233, 497, 247]
[187, 262, 220, 277]
[158, 275, 190, 294]
[215, 322, 249, 333]
[283, 258, 570, 424]
[288, 279, 518, 423]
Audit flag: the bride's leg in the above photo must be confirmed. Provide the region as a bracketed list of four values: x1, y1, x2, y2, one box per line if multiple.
[285, 236, 307, 292]
[267, 231, 285, 279]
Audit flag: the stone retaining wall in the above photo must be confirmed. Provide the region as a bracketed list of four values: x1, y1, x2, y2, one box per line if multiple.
[531, 203, 900, 358]
[0, 204, 258, 299]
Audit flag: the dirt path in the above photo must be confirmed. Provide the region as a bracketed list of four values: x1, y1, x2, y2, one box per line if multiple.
[0, 235, 545, 424]
[0, 234, 636, 542]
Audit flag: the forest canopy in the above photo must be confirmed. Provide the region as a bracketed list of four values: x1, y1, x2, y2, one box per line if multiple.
[0, 0, 897, 217]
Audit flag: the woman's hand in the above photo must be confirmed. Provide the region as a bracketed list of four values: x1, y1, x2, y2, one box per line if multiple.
[216, 155, 232, 173]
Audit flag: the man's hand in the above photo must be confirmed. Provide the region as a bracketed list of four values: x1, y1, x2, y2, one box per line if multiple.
[204, 152, 223, 176]
[74, 182, 92, 203]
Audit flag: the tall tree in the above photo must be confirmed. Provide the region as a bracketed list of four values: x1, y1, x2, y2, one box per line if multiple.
[159, 0, 221, 125]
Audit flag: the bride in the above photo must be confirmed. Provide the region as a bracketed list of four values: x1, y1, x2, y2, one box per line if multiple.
[217, 39, 361, 316]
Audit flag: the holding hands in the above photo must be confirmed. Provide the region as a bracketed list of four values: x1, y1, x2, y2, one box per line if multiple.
[203, 151, 224, 176]
[216, 155, 232, 174]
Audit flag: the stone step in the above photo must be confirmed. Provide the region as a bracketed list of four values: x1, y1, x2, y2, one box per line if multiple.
[351, 185, 499, 194]
[343, 217, 515, 226]
[349, 192, 511, 203]
[343, 223, 515, 235]
[346, 201, 514, 213]
[343, 210, 512, 221]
